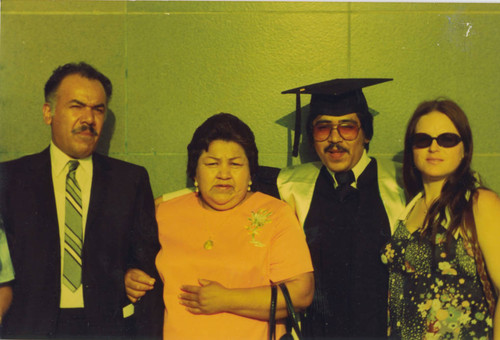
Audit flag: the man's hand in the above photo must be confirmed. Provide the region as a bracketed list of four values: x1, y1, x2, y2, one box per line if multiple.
[125, 268, 155, 303]
[178, 279, 229, 315]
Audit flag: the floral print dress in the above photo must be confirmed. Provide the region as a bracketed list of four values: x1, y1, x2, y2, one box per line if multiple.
[381, 196, 493, 339]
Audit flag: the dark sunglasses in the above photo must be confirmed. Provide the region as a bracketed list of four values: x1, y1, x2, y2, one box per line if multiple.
[412, 133, 462, 149]
[313, 122, 360, 142]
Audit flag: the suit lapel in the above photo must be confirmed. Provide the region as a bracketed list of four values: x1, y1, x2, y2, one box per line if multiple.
[86, 153, 109, 235]
[31, 148, 59, 236]
[28, 148, 62, 288]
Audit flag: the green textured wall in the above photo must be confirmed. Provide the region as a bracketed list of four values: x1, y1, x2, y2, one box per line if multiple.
[1, 1, 500, 197]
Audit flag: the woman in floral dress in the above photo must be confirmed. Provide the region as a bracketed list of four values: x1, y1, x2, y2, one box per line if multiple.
[382, 99, 499, 339]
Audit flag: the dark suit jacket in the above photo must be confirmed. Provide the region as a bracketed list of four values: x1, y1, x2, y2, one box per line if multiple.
[0, 147, 163, 338]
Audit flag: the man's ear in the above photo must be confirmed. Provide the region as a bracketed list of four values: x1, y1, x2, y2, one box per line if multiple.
[42, 103, 53, 125]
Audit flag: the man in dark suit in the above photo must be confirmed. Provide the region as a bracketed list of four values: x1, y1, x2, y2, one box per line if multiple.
[0, 62, 163, 338]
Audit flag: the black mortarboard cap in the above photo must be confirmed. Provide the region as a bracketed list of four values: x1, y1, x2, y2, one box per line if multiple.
[282, 78, 393, 157]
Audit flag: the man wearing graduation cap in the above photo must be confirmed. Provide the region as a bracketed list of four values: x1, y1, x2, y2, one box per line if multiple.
[278, 79, 405, 338]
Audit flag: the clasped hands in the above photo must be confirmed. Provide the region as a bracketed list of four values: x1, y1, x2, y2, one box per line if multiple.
[179, 279, 229, 314]
[125, 268, 228, 314]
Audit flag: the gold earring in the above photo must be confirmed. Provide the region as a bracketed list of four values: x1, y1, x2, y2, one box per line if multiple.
[194, 180, 199, 193]
[248, 180, 252, 192]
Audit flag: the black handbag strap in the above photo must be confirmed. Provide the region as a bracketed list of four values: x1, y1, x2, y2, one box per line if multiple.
[269, 285, 278, 340]
[268, 283, 303, 340]
[279, 283, 302, 339]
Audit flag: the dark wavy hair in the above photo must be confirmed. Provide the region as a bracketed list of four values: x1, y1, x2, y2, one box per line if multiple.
[187, 113, 259, 181]
[44, 62, 112, 104]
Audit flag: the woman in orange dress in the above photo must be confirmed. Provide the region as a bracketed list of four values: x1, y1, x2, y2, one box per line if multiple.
[128, 113, 313, 339]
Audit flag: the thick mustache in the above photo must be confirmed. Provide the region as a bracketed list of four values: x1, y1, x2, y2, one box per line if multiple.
[324, 143, 349, 154]
[72, 125, 98, 136]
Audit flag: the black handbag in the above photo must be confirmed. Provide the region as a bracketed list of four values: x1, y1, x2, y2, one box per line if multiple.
[269, 283, 303, 340]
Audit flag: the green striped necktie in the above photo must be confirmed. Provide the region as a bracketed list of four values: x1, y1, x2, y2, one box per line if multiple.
[63, 160, 83, 292]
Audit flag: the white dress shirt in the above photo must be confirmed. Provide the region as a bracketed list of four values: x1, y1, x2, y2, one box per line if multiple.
[328, 149, 371, 189]
[50, 142, 92, 308]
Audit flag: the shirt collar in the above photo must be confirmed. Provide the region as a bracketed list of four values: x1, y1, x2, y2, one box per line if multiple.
[327, 149, 371, 187]
[351, 149, 370, 182]
[49, 142, 93, 177]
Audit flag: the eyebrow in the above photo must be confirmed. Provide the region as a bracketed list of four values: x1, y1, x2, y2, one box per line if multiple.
[70, 99, 106, 110]
[314, 119, 358, 125]
[204, 156, 244, 161]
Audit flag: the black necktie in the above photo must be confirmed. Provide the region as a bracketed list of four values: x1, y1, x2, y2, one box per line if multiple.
[335, 170, 355, 202]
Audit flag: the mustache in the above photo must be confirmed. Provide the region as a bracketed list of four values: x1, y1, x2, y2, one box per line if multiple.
[324, 143, 349, 154]
[72, 125, 98, 136]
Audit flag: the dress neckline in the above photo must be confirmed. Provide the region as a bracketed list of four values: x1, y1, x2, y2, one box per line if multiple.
[396, 192, 423, 237]
[195, 191, 264, 216]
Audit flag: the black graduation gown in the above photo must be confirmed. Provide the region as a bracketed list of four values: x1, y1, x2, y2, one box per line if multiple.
[302, 159, 391, 339]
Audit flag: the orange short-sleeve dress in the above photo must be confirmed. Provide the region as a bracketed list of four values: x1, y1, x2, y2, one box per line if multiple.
[155, 191, 313, 340]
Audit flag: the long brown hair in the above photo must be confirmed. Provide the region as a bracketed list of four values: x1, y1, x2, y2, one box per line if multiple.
[403, 98, 496, 316]
[403, 99, 474, 240]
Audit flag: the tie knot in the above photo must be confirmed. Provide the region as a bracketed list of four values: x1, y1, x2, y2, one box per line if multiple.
[68, 160, 79, 174]
[335, 170, 355, 187]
